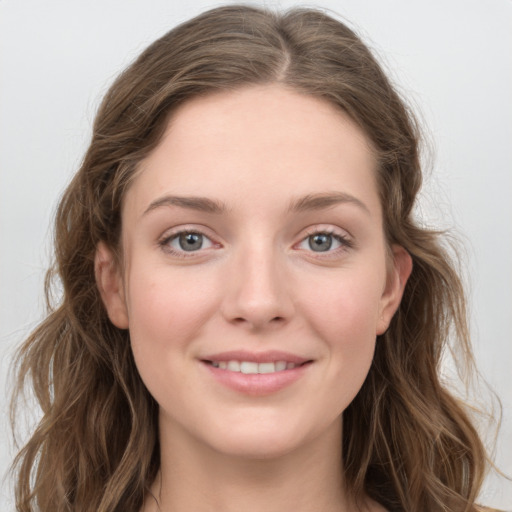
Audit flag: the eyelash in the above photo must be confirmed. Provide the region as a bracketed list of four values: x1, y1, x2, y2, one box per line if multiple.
[158, 227, 353, 259]
[299, 228, 354, 258]
[158, 229, 217, 259]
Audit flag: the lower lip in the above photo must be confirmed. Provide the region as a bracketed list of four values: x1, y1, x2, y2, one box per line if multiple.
[201, 361, 312, 396]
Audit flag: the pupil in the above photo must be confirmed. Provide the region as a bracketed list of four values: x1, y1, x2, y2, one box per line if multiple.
[179, 233, 203, 251]
[309, 233, 332, 252]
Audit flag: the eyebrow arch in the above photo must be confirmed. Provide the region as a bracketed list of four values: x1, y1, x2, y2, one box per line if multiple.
[143, 195, 227, 216]
[288, 192, 371, 215]
[142, 191, 370, 217]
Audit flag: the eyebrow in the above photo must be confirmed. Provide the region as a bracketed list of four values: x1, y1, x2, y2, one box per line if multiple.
[288, 192, 371, 215]
[143, 195, 227, 216]
[142, 191, 370, 217]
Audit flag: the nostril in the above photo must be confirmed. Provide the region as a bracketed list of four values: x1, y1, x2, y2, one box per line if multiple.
[231, 315, 285, 328]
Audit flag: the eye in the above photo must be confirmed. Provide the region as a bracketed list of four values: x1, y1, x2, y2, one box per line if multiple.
[163, 231, 214, 254]
[297, 231, 352, 253]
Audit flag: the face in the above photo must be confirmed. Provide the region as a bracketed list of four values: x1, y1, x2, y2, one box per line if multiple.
[97, 84, 411, 459]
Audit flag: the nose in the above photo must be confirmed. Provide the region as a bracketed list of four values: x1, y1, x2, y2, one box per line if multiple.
[220, 243, 294, 331]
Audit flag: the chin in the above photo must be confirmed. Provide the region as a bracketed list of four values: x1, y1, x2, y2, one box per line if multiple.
[209, 431, 305, 460]
[200, 413, 339, 461]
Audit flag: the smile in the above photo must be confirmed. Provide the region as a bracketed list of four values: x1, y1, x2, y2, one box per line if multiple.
[201, 351, 313, 395]
[206, 360, 303, 374]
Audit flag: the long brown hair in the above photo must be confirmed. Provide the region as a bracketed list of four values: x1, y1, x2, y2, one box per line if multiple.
[10, 5, 495, 511]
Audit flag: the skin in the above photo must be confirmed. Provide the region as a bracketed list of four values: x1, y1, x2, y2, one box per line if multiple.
[96, 84, 411, 512]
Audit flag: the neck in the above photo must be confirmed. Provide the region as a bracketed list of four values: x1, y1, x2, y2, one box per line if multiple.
[144, 416, 357, 512]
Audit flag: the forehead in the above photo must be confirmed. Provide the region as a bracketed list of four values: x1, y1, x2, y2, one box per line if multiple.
[125, 84, 381, 219]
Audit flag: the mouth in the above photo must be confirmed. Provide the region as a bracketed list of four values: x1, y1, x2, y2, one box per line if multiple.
[199, 351, 314, 395]
[202, 359, 312, 374]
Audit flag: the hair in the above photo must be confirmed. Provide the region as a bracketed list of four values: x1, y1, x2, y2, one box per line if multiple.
[10, 4, 497, 512]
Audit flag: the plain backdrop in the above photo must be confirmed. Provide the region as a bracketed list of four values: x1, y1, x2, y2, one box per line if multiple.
[1, 0, 511, 509]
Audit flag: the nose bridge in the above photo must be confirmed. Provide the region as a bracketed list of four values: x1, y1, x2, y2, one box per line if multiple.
[222, 235, 292, 329]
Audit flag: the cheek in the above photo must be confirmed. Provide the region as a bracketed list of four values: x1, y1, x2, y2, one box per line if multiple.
[301, 268, 384, 340]
[288, 268, 385, 427]
[124, 264, 220, 374]
[298, 266, 385, 382]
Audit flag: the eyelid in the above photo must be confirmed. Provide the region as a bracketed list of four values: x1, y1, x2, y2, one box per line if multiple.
[158, 225, 222, 257]
[157, 223, 354, 259]
[294, 225, 354, 256]
[299, 224, 353, 242]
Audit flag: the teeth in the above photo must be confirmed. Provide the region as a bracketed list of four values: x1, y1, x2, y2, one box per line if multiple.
[227, 360, 240, 372]
[210, 360, 298, 374]
[240, 362, 258, 374]
[258, 362, 276, 374]
[275, 361, 287, 371]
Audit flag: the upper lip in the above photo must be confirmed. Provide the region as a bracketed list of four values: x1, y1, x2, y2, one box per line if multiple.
[200, 350, 312, 365]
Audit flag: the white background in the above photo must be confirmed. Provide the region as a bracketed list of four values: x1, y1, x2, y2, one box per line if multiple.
[1, 0, 511, 509]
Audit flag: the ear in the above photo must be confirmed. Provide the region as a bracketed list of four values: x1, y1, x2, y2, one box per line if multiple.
[376, 245, 412, 335]
[95, 241, 129, 329]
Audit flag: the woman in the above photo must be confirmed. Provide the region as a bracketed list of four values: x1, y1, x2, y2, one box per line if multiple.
[10, 5, 500, 511]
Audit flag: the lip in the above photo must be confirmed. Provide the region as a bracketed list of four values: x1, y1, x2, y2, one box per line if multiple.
[199, 350, 313, 396]
[201, 350, 311, 365]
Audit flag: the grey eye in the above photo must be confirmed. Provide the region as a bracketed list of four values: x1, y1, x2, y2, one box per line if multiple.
[308, 233, 333, 252]
[174, 232, 206, 251]
[163, 230, 215, 255]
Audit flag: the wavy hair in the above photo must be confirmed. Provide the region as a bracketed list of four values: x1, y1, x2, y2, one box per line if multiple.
[10, 5, 496, 511]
